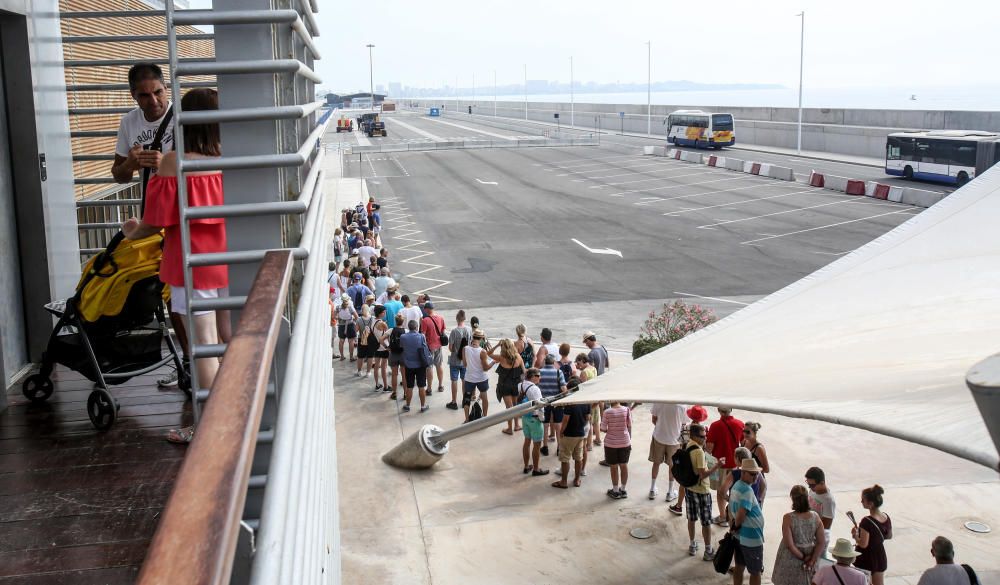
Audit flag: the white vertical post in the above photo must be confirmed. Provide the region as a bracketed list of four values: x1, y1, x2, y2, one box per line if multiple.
[797, 11, 805, 153]
[472, 72, 475, 113]
[646, 40, 651, 137]
[569, 56, 574, 127]
[366, 43, 375, 110]
[523, 64, 528, 120]
[493, 69, 497, 117]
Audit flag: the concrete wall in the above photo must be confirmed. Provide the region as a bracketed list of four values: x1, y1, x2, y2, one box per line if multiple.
[405, 99, 1000, 159]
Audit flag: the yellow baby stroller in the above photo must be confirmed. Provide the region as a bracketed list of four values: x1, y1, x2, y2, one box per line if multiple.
[21, 231, 189, 430]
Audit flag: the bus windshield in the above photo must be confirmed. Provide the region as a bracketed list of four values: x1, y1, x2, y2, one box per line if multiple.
[712, 114, 734, 131]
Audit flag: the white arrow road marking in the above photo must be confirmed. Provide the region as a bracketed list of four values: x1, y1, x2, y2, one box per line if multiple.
[571, 238, 623, 258]
[475, 178, 499, 185]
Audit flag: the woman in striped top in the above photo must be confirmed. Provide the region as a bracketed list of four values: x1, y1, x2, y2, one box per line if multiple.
[600, 401, 632, 499]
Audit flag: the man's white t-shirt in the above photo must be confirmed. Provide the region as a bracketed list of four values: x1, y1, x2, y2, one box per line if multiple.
[519, 382, 543, 418]
[399, 306, 423, 330]
[356, 246, 379, 266]
[115, 104, 175, 157]
[650, 403, 688, 446]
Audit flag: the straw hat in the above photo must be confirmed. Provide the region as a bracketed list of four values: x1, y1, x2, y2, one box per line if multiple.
[829, 538, 860, 559]
[472, 329, 486, 340]
[582, 331, 596, 343]
[686, 405, 709, 423]
[739, 459, 763, 474]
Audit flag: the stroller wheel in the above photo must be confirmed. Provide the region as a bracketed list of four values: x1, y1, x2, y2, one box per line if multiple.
[22, 374, 54, 404]
[87, 389, 118, 431]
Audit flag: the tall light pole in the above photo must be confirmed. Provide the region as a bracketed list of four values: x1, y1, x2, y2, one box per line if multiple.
[569, 56, 574, 127]
[366, 43, 375, 110]
[796, 11, 805, 153]
[472, 72, 476, 113]
[646, 40, 652, 137]
[493, 69, 497, 117]
[523, 64, 528, 120]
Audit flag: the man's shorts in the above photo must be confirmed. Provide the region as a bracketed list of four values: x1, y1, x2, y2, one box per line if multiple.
[590, 404, 601, 428]
[170, 285, 227, 316]
[405, 367, 427, 389]
[648, 437, 680, 464]
[462, 380, 489, 406]
[337, 323, 357, 340]
[543, 404, 564, 424]
[449, 365, 466, 382]
[558, 436, 586, 463]
[430, 347, 443, 367]
[388, 352, 405, 368]
[685, 490, 714, 526]
[737, 544, 764, 575]
[522, 415, 543, 442]
[603, 445, 631, 465]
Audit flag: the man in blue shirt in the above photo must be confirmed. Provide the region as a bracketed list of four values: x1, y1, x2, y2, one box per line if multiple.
[399, 320, 430, 413]
[345, 273, 373, 312]
[729, 459, 766, 585]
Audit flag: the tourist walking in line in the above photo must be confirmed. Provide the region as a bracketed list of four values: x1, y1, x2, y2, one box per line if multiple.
[772, 485, 824, 585]
[557, 342, 574, 382]
[332, 228, 344, 266]
[670, 405, 709, 516]
[335, 296, 359, 361]
[398, 295, 423, 333]
[461, 329, 495, 421]
[813, 540, 868, 585]
[805, 467, 837, 546]
[514, 324, 535, 371]
[469, 316, 493, 352]
[601, 401, 632, 499]
[373, 267, 396, 301]
[533, 327, 559, 368]
[419, 301, 447, 394]
[488, 338, 526, 435]
[680, 423, 724, 559]
[852, 485, 892, 585]
[356, 239, 379, 268]
[518, 369, 548, 477]
[729, 458, 766, 579]
[370, 305, 390, 391]
[724, 447, 765, 506]
[552, 399, 591, 489]
[345, 272, 373, 313]
[537, 355, 568, 453]
[575, 353, 596, 383]
[400, 319, 431, 413]
[386, 313, 406, 399]
[742, 421, 770, 503]
[445, 310, 472, 410]
[382, 286, 402, 325]
[583, 331, 610, 375]
[707, 406, 745, 525]
[648, 402, 688, 502]
[376, 247, 389, 270]
[355, 303, 378, 378]
[917, 537, 979, 585]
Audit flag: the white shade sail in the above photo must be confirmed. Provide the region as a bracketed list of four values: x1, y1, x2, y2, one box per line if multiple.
[566, 169, 1000, 470]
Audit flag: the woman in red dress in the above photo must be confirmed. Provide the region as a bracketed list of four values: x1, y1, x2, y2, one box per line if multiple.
[123, 88, 227, 444]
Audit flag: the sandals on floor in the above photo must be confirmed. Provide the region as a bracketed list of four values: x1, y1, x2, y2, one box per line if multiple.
[501, 428, 513, 435]
[531, 469, 550, 477]
[166, 426, 195, 444]
[551, 481, 568, 489]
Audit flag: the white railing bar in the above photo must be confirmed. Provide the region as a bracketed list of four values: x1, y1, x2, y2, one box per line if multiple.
[192, 343, 227, 359]
[73, 154, 119, 161]
[180, 101, 323, 124]
[295, 0, 319, 39]
[76, 198, 141, 208]
[172, 8, 298, 25]
[68, 81, 215, 92]
[189, 295, 248, 311]
[61, 9, 163, 17]
[290, 18, 320, 60]
[62, 33, 213, 43]
[250, 176, 327, 585]
[75, 178, 124, 184]
[175, 59, 321, 84]
[71, 130, 119, 137]
[69, 107, 137, 115]
[188, 247, 308, 267]
[78, 222, 127, 229]
[65, 57, 213, 67]
[183, 116, 329, 172]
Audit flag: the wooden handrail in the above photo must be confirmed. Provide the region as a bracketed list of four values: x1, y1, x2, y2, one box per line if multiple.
[136, 250, 294, 585]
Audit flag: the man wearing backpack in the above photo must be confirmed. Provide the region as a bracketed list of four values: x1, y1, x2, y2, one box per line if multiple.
[346, 273, 373, 313]
[386, 314, 407, 400]
[445, 310, 472, 410]
[674, 423, 725, 561]
[917, 537, 980, 585]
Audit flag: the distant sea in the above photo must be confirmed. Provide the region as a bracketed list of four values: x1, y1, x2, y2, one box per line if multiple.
[420, 86, 1000, 112]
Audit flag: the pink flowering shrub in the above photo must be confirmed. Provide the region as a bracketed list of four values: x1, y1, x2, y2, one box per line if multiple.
[632, 300, 718, 359]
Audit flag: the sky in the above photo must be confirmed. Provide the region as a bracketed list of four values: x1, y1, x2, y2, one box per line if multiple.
[308, 0, 999, 94]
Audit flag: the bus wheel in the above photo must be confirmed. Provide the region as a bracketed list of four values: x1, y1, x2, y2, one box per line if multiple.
[957, 171, 969, 186]
[903, 165, 913, 180]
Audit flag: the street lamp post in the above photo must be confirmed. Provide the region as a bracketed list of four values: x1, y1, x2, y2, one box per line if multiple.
[472, 73, 476, 114]
[366, 43, 375, 110]
[493, 69, 497, 117]
[523, 64, 528, 120]
[646, 40, 652, 137]
[796, 11, 805, 153]
[569, 56, 574, 128]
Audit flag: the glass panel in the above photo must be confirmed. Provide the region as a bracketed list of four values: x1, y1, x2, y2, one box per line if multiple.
[712, 114, 734, 131]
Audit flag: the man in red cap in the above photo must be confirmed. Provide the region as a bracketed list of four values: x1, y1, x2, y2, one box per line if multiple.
[669, 405, 709, 515]
[706, 406, 745, 526]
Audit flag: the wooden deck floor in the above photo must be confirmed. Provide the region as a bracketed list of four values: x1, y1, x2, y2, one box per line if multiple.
[0, 365, 191, 584]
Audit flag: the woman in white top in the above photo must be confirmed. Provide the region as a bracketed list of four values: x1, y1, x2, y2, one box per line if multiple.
[461, 329, 496, 422]
[335, 297, 359, 362]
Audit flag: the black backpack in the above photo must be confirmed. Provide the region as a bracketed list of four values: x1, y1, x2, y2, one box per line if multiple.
[388, 327, 405, 354]
[468, 398, 484, 422]
[670, 444, 700, 488]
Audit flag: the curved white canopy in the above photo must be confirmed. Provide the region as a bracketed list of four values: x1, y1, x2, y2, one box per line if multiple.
[566, 170, 1000, 470]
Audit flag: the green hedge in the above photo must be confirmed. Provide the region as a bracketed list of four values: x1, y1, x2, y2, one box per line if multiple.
[632, 338, 666, 360]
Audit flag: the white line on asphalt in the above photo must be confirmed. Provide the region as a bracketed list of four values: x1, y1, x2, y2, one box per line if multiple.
[673, 292, 750, 306]
[812, 250, 851, 256]
[423, 117, 516, 140]
[571, 238, 623, 258]
[354, 128, 372, 147]
[386, 117, 441, 140]
[391, 156, 410, 177]
[365, 154, 377, 177]
[696, 198, 868, 228]
[536, 153, 640, 167]
[740, 209, 917, 244]
[660, 186, 820, 214]
[584, 162, 693, 179]
[594, 168, 724, 188]
[475, 178, 499, 185]
[614, 175, 749, 198]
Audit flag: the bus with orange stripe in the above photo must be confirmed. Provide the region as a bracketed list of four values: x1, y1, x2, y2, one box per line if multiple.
[665, 110, 735, 149]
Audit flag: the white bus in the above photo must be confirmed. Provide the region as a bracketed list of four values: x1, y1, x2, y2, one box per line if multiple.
[886, 130, 1000, 186]
[664, 110, 735, 149]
